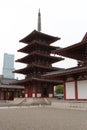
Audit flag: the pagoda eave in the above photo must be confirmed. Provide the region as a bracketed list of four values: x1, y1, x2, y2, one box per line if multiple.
[19, 30, 60, 44]
[13, 64, 60, 74]
[16, 53, 64, 64]
[11, 77, 62, 86]
[18, 41, 59, 54]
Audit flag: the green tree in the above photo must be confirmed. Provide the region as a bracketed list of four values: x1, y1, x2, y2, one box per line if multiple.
[55, 85, 64, 94]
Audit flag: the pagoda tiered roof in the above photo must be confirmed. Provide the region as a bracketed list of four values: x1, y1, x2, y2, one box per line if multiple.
[19, 30, 60, 44]
[16, 51, 64, 64]
[18, 40, 59, 53]
[53, 33, 87, 61]
[13, 28, 63, 87]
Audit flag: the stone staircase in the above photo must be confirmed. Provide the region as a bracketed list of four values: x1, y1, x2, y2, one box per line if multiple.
[22, 98, 51, 106]
[0, 98, 51, 107]
[1, 98, 87, 110]
[13, 98, 26, 105]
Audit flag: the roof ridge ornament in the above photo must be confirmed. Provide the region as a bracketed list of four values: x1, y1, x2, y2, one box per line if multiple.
[37, 9, 41, 32]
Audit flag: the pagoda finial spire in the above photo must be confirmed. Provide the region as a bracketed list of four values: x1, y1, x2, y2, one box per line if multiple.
[37, 9, 41, 32]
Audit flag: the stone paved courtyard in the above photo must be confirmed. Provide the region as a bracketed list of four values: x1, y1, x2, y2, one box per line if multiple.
[0, 106, 87, 130]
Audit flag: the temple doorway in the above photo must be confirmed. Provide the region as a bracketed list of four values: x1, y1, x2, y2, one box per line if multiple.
[43, 87, 48, 97]
[8, 91, 14, 100]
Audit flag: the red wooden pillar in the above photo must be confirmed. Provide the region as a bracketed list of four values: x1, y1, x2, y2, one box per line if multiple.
[14, 89, 16, 98]
[52, 86, 54, 98]
[5, 91, 8, 100]
[25, 87, 28, 98]
[0, 89, 1, 99]
[41, 87, 43, 98]
[75, 80, 78, 100]
[64, 81, 66, 100]
[35, 86, 37, 97]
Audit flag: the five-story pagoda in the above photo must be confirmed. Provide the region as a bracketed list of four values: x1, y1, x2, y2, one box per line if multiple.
[13, 10, 63, 98]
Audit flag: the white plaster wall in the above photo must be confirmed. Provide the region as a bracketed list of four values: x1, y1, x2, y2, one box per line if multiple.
[49, 93, 53, 98]
[32, 93, 35, 97]
[66, 77, 74, 81]
[37, 93, 41, 97]
[77, 80, 87, 99]
[66, 82, 75, 99]
[25, 94, 28, 98]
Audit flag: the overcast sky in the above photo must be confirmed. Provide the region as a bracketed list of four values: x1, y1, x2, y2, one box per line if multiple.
[0, 0, 87, 79]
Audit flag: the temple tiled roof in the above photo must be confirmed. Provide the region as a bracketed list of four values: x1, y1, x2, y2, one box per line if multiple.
[0, 78, 24, 89]
[81, 32, 87, 42]
[53, 33, 87, 61]
[0, 85, 24, 89]
[42, 66, 87, 78]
